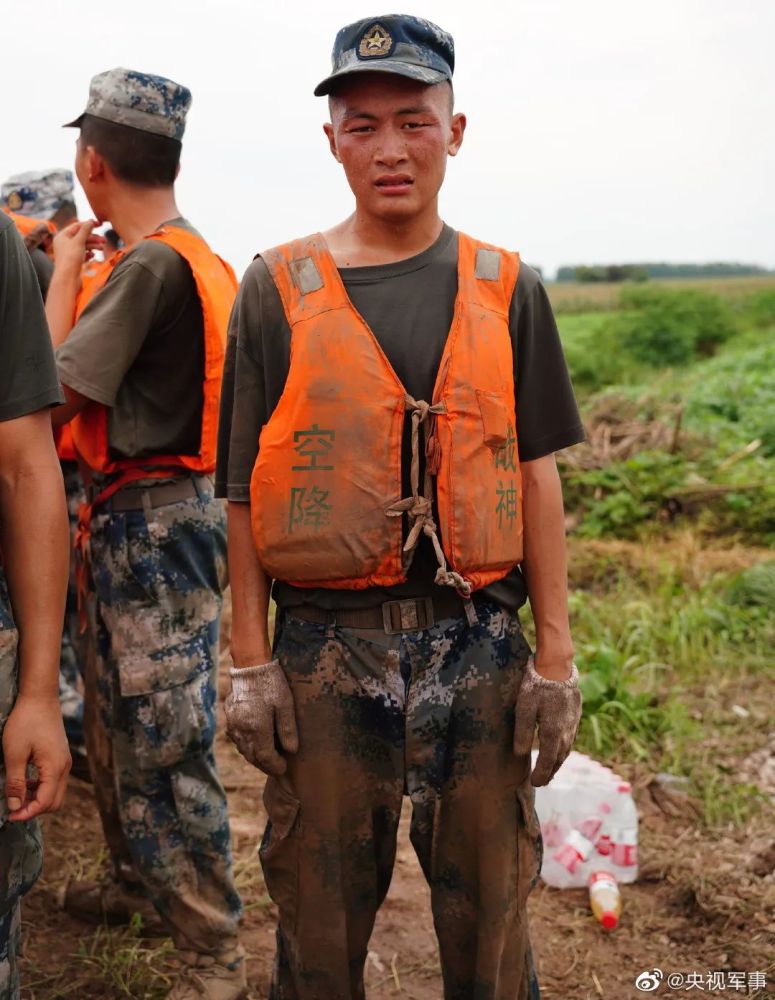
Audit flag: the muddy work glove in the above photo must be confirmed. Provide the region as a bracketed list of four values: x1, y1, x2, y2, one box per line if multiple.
[513, 656, 582, 786]
[225, 660, 299, 776]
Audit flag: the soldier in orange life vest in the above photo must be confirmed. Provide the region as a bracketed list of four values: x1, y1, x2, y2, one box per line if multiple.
[43, 69, 245, 999]
[217, 14, 584, 1000]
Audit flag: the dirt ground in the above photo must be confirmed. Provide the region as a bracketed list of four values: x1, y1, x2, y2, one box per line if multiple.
[17, 636, 775, 999]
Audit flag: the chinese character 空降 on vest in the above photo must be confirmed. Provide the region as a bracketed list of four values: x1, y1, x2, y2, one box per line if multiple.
[251, 231, 523, 598]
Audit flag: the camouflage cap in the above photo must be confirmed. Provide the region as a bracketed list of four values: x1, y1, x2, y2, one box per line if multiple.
[64, 67, 191, 140]
[314, 14, 454, 97]
[1, 169, 75, 219]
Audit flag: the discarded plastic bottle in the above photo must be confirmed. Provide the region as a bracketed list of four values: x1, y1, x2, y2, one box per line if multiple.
[588, 870, 622, 930]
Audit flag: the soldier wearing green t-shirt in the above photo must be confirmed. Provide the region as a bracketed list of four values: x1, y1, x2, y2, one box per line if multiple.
[0, 213, 71, 1000]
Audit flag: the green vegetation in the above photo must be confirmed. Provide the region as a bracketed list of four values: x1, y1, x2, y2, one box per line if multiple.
[540, 275, 775, 825]
[554, 279, 775, 545]
[556, 261, 772, 282]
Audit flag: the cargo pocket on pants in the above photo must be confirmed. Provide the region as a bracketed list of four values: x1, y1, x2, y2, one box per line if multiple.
[259, 778, 300, 934]
[516, 783, 543, 908]
[119, 667, 216, 771]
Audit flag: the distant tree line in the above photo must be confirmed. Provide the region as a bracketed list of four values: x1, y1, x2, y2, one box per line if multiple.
[555, 262, 772, 283]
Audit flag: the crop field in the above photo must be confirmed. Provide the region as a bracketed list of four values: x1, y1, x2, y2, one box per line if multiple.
[18, 277, 775, 998]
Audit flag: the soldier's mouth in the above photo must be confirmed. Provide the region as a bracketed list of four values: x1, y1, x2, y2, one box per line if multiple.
[374, 175, 414, 194]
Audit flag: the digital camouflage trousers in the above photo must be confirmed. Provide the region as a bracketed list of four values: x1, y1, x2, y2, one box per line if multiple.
[83, 480, 242, 956]
[0, 577, 43, 1000]
[263, 601, 543, 1000]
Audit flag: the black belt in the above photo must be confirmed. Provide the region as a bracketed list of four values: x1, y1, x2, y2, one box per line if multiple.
[287, 591, 470, 634]
[101, 475, 212, 513]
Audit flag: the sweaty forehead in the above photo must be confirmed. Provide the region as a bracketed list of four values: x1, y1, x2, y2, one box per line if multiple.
[329, 74, 448, 117]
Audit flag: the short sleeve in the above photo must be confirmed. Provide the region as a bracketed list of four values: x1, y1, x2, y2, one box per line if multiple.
[511, 265, 585, 462]
[215, 257, 290, 501]
[55, 257, 165, 406]
[0, 219, 63, 422]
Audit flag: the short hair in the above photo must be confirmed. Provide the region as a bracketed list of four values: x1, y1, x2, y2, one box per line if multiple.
[103, 228, 122, 252]
[79, 113, 181, 187]
[51, 200, 77, 228]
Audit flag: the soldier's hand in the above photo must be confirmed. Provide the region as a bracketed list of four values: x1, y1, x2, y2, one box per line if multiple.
[513, 655, 582, 786]
[225, 659, 299, 776]
[3, 694, 71, 821]
[52, 220, 105, 270]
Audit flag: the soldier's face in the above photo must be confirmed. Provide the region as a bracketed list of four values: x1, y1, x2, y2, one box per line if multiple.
[325, 75, 465, 222]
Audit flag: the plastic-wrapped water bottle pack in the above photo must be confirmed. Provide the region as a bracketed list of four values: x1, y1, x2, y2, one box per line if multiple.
[531, 749, 639, 889]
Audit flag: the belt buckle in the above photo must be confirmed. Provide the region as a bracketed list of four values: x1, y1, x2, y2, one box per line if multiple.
[382, 597, 435, 634]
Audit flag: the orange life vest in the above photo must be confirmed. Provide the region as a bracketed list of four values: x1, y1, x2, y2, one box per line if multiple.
[70, 225, 236, 478]
[3, 208, 56, 258]
[251, 231, 523, 596]
[3, 207, 56, 240]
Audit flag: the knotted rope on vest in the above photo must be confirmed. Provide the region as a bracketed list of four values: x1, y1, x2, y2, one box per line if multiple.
[386, 396, 473, 600]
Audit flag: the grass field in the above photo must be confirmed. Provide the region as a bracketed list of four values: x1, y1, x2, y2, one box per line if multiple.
[546, 273, 775, 314]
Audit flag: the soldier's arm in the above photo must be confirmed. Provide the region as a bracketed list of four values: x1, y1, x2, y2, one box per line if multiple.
[0, 410, 71, 819]
[519, 453, 575, 681]
[45, 220, 100, 348]
[228, 501, 274, 667]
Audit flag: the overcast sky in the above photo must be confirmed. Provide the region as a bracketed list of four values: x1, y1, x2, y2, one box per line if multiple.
[2, 0, 772, 278]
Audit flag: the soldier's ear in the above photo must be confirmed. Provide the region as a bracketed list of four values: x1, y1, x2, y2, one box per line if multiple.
[82, 145, 106, 184]
[323, 123, 342, 164]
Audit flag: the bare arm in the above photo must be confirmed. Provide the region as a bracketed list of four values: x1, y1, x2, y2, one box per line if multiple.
[45, 220, 102, 349]
[0, 410, 71, 819]
[227, 501, 274, 667]
[51, 384, 90, 427]
[45, 259, 82, 349]
[520, 453, 574, 681]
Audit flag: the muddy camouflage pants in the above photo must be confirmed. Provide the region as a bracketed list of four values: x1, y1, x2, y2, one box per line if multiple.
[83, 481, 242, 955]
[263, 601, 543, 1000]
[0, 579, 43, 1000]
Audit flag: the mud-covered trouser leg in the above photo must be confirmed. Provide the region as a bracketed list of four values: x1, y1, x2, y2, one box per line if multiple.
[404, 606, 542, 1000]
[0, 579, 44, 1000]
[59, 461, 86, 750]
[264, 602, 542, 1000]
[86, 485, 242, 955]
[264, 613, 406, 1000]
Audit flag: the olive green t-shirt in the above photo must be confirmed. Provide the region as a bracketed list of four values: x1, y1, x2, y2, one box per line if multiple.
[216, 224, 585, 612]
[0, 213, 63, 422]
[55, 218, 205, 460]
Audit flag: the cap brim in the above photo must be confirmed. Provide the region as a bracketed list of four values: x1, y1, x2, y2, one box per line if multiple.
[314, 61, 447, 97]
[62, 113, 85, 129]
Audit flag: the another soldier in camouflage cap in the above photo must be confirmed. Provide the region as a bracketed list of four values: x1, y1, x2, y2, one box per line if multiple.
[45, 67, 245, 999]
[218, 12, 585, 1000]
[0, 214, 72, 1000]
[1, 169, 78, 296]
[1, 169, 78, 229]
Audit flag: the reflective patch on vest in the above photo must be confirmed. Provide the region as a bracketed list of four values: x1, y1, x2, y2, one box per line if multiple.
[290, 256, 324, 295]
[475, 249, 501, 281]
